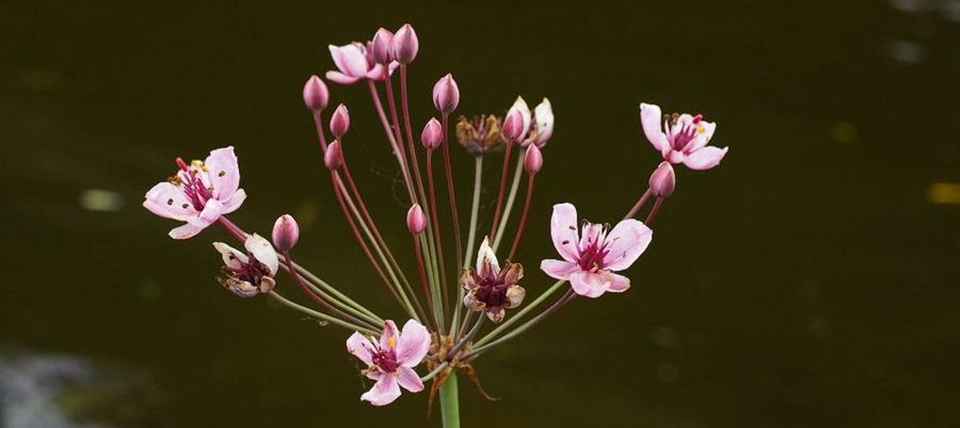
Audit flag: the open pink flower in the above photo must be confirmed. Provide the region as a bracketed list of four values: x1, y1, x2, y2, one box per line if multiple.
[346, 319, 431, 406]
[213, 234, 279, 298]
[326, 42, 398, 85]
[143, 146, 246, 239]
[640, 102, 728, 170]
[540, 203, 652, 298]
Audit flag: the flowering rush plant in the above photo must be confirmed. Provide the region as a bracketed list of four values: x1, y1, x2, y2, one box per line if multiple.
[143, 24, 727, 426]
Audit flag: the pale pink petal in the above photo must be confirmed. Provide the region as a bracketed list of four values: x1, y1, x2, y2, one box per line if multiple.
[396, 367, 424, 392]
[220, 188, 246, 214]
[329, 44, 367, 78]
[204, 146, 240, 200]
[603, 271, 631, 293]
[540, 259, 579, 280]
[244, 234, 279, 276]
[213, 242, 248, 269]
[664, 148, 685, 164]
[396, 319, 430, 367]
[569, 271, 610, 298]
[143, 182, 197, 221]
[578, 222, 604, 252]
[475, 237, 500, 278]
[379, 320, 399, 350]
[324, 71, 361, 85]
[602, 219, 653, 271]
[361, 374, 401, 406]
[168, 199, 223, 239]
[550, 203, 580, 262]
[640, 103, 669, 151]
[683, 146, 728, 171]
[683, 120, 716, 154]
[346, 332, 376, 366]
[365, 64, 388, 80]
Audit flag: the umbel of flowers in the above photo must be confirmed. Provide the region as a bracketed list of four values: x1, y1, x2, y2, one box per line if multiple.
[143, 24, 728, 427]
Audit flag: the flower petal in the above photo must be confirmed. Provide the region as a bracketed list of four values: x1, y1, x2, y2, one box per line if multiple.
[602, 219, 653, 271]
[550, 203, 580, 262]
[220, 188, 247, 214]
[396, 367, 424, 393]
[540, 259, 579, 280]
[143, 182, 197, 221]
[683, 146, 728, 171]
[569, 271, 611, 298]
[244, 234, 279, 276]
[361, 374, 401, 406]
[379, 320, 399, 351]
[324, 71, 361, 85]
[578, 222, 605, 252]
[168, 199, 223, 239]
[396, 319, 430, 367]
[603, 271, 630, 293]
[204, 146, 240, 200]
[213, 242, 248, 269]
[346, 332, 376, 366]
[684, 120, 717, 154]
[640, 103, 668, 151]
[475, 237, 500, 279]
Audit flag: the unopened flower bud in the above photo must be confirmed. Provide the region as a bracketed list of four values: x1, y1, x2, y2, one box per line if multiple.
[391, 24, 419, 64]
[421, 118, 442, 150]
[371, 28, 395, 65]
[649, 161, 676, 197]
[272, 214, 300, 252]
[330, 104, 350, 138]
[303, 75, 329, 111]
[523, 144, 543, 174]
[406, 204, 426, 234]
[501, 108, 524, 143]
[506, 96, 532, 144]
[324, 140, 343, 169]
[432, 74, 459, 114]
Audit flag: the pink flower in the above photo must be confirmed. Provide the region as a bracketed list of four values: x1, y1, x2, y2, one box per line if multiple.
[213, 234, 279, 298]
[640, 102, 728, 171]
[540, 203, 652, 298]
[325, 42, 398, 85]
[143, 146, 246, 239]
[347, 320, 431, 406]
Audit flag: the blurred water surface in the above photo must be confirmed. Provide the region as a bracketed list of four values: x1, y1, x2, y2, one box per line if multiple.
[1, 1, 958, 427]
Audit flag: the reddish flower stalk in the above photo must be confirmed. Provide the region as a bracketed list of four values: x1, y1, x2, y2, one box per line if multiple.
[489, 141, 513, 238]
[425, 149, 449, 307]
[366, 80, 417, 204]
[441, 113, 463, 270]
[507, 173, 536, 262]
[644, 197, 665, 227]
[412, 234, 440, 330]
[625, 188, 652, 220]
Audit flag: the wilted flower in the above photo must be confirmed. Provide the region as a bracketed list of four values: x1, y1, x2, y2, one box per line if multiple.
[640, 102, 727, 170]
[455, 114, 503, 156]
[143, 146, 247, 239]
[461, 238, 525, 323]
[347, 319, 431, 406]
[520, 98, 554, 148]
[213, 234, 279, 298]
[540, 203, 652, 298]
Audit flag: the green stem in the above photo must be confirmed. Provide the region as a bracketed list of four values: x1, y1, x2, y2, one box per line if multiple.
[472, 279, 567, 348]
[492, 156, 525, 253]
[452, 156, 483, 336]
[267, 292, 378, 335]
[439, 373, 460, 428]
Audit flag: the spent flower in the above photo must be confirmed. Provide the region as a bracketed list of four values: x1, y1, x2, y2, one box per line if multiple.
[461, 238, 525, 323]
[213, 234, 279, 298]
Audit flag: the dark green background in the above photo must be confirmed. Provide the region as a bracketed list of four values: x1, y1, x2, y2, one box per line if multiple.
[2, 0, 958, 427]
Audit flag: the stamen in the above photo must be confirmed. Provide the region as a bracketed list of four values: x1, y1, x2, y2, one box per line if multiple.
[176, 158, 189, 171]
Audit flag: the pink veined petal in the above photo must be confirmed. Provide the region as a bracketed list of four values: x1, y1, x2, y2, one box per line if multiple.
[396, 319, 430, 367]
[396, 367, 424, 393]
[602, 219, 653, 271]
[219, 188, 246, 214]
[475, 238, 500, 279]
[360, 374, 401, 406]
[213, 242, 248, 269]
[550, 203, 580, 262]
[325, 71, 361, 85]
[244, 234, 279, 276]
[338, 44, 370, 77]
[603, 271, 631, 293]
[379, 320, 399, 350]
[143, 182, 197, 221]
[204, 146, 240, 200]
[168, 199, 223, 239]
[540, 259, 579, 280]
[578, 222, 605, 253]
[640, 103, 669, 151]
[568, 271, 611, 298]
[683, 146, 728, 171]
[683, 120, 717, 154]
[346, 332, 376, 366]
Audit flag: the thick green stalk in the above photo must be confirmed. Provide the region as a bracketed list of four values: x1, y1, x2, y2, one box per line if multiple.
[439, 373, 460, 428]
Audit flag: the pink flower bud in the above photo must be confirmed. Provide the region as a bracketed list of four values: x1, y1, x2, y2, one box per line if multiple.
[371, 28, 395, 65]
[272, 214, 300, 252]
[406, 204, 426, 234]
[324, 140, 343, 170]
[523, 144, 543, 174]
[421, 118, 442, 150]
[330, 104, 350, 138]
[303, 75, 329, 111]
[649, 161, 676, 197]
[392, 24, 419, 64]
[432, 73, 459, 114]
[501, 108, 524, 143]
[505, 96, 532, 144]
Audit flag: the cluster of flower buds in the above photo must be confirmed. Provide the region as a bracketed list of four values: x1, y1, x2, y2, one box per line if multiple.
[142, 22, 729, 416]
